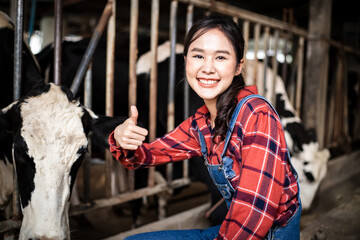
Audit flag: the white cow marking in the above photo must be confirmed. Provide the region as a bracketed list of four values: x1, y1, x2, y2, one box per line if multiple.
[136, 41, 184, 75]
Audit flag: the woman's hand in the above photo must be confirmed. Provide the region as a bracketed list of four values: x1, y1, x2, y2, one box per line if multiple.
[113, 106, 148, 150]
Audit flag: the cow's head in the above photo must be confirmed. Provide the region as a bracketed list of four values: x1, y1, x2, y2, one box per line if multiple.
[1, 82, 97, 239]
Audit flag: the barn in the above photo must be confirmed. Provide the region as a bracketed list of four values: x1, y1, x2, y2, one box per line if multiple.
[0, 0, 360, 239]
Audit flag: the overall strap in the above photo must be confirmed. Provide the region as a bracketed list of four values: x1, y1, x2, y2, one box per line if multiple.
[198, 128, 208, 159]
[221, 94, 266, 158]
[221, 94, 298, 179]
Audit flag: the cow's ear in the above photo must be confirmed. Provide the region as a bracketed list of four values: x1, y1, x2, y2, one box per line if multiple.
[0, 101, 21, 133]
[81, 106, 98, 136]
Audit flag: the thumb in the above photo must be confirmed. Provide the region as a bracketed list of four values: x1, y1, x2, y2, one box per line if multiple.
[130, 105, 138, 125]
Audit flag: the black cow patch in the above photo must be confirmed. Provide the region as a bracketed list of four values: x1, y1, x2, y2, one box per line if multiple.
[13, 133, 36, 208]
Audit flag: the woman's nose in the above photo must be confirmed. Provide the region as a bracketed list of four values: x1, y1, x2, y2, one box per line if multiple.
[201, 59, 215, 74]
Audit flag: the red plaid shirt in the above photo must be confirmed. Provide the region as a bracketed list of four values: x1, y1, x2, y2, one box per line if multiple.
[109, 85, 300, 239]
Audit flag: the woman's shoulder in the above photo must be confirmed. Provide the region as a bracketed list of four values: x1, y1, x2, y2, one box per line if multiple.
[238, 96, 280, 123]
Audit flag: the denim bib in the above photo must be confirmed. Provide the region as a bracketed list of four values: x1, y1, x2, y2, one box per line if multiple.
[198, 94, 301, 239]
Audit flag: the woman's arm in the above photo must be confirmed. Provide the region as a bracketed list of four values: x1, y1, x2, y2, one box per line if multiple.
[109, 113, 202, 169]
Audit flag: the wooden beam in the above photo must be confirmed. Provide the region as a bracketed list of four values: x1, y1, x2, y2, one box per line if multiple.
[303, 0, 332, 149]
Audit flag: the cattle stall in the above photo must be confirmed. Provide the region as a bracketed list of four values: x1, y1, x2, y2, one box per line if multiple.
[1, 0, 360, 239]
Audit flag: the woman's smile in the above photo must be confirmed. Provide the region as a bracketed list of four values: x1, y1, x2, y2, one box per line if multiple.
[197, 78, 220, 87]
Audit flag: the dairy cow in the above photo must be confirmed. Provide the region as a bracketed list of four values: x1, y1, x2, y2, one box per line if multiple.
[1, 82, 126, 239]
[0, 11, 127, 238]
[244, 60, 331, 210]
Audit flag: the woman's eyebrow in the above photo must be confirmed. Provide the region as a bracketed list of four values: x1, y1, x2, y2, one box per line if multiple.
[190, 47, 231, 55]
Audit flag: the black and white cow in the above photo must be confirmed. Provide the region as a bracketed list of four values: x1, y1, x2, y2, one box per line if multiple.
[0, 11, 127, 238]
[1, 82, 126, 239]
[244, 60, 331, 210]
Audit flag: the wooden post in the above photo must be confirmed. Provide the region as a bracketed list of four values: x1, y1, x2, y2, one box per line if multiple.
[303, 0, 332, 149]
[253, 23, 260, 89]
[128, 0, 139, 192]
[295, 37, 304, 115]
[105, 0, 116, 197]
[271, 30, 279, 105]
[148, 0, 159, 187]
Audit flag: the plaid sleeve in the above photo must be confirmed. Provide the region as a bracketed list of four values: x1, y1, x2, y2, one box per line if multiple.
[218, 99, 287, 240]
[109, 117, 201, 169]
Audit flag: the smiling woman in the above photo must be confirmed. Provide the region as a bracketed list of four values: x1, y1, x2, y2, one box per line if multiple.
[184, 28, 243, 129]
[184, 28, 242, 116]
[109, 14, 301, 240]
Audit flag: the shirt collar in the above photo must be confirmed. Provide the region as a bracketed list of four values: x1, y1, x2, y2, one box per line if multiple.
[194, 85, 258, 119]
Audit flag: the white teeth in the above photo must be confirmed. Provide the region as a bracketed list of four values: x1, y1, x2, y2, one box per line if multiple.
[199, 79, 218, 85]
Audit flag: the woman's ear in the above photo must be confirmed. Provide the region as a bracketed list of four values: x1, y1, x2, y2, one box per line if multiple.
[235, 59, 244, 75]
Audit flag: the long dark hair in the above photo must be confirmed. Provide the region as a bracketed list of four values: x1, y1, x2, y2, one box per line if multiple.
[183, 14, 246, 141]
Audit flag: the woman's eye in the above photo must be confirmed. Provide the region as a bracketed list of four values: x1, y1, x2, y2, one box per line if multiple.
[216, 56, 226, 60]
[192, 55, 203, 59]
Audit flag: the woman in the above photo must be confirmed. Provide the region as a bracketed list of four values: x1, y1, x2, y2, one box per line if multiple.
[109, 14, 301, 240]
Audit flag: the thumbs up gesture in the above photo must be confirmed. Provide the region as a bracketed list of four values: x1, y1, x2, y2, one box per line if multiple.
[114, 106, 148, 150]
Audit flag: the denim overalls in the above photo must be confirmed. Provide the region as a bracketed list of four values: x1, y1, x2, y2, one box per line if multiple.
[198, 94, 301, 240]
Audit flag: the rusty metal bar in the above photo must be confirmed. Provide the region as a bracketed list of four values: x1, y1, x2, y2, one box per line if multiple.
[184, 4, 193, 120]
[295, 36, 304, 115]
[106, 0, 115, 117]
[166, 0, 178, 184]
[70, 2, 113, 95]
[149, 0, 159, 142]
[271, 30, 279, 105]
[129, 0, 138, 108]
[105, 0, 116, 198]
[84, 63, 93, 109]
[168, 0, 177, 133]
[54, 0, 62, 85]
[183, 3, 193, 179]
[253, 23, 260, 89]
[6, 1, 26, 237]
[178, 0, 308, 37]
[282, 34, 289, 88]
[83, 64, 92, 202]
[69, 177, 191, 216]
[14, 0, 23, 100]
[262, 27, 270, 96]
[127, 0, 138, 192]
[12, 0, 23, 229]
[148, 0, 159, 187]
[242, 20, 249, 62]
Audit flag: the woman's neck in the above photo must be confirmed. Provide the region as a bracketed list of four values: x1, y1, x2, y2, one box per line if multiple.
[204, 99, 217, 128]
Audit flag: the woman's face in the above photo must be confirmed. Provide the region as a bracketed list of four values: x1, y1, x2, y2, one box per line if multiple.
[185, 28, 243, 105]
